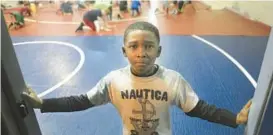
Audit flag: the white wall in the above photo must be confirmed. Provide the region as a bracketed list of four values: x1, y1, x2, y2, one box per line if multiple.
[202, 1, 273, 27]
[1, 0, 20, 7]
[245, 28, 273, 134]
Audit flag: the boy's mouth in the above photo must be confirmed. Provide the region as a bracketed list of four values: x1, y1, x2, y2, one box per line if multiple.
[135, 62, 148, 66]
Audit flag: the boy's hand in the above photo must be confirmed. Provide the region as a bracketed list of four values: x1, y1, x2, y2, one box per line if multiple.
[236, 100, 252, 125]
[21, 86, 43, 109]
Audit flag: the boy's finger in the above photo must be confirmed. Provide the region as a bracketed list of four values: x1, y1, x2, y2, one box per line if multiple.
[27, 87, 37, 94]
[22, 90, 37, 99]
[245, 100, 252, 109]
[242, 107, 250, 114]
[26, 85, 31, 92]
[25, 86, 32, 92]
[240, 105, 251, 116]
[22, 91, 29, 97]
[22, 92, 32, 100]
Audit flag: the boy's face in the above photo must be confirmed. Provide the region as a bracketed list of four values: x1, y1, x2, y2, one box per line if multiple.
[123, 30, 161, 76]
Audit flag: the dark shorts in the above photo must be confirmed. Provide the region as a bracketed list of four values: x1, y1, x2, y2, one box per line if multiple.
[178, 1, 184, 10]
[119, 1, 127, 11]
[131, 7, 139, 12]
[83, 19, 96, 31]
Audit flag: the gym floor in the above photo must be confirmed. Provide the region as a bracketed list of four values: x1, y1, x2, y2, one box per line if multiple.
[5, 1, 271, 135]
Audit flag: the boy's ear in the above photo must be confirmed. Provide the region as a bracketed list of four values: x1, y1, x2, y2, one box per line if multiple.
[157, 46, 162, 57]
[122, 47, 127, 57]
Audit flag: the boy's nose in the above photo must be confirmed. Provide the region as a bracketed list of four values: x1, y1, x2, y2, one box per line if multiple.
[136, 47, 147, 58]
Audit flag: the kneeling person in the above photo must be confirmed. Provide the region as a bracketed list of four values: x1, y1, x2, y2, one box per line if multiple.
[75, 9, 112, 32]
[8, 12, 25, 30]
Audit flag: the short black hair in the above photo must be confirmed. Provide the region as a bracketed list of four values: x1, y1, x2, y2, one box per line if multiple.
[124, 21, 160, 44]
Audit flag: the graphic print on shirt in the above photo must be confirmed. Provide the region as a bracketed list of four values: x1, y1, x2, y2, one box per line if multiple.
[130, 98, 159, 135]
[121, 89, 168, 101]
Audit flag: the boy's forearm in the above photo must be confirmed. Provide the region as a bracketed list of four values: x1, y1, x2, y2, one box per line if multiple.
[40, 94, 93, 113]
[185, 100, 238, 128]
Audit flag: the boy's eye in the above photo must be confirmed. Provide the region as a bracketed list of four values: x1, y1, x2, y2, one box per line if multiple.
[147, 45, 153, 48]
[129, 45, 137, 49]
[145, 44, 154, 49]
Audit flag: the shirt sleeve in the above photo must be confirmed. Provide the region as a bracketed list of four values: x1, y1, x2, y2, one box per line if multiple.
[172, 74, 199, 112]
[185, 100, 238, 128]
[171, 74, 238, 128]
[39, 73, 112, 113]
[86, 74, 112, 106]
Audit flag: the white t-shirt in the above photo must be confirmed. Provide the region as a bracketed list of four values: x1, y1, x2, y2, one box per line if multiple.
[86, 65, 199, 135]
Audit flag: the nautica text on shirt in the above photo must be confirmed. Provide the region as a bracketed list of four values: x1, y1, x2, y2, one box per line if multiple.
[121, 89, 168, 101]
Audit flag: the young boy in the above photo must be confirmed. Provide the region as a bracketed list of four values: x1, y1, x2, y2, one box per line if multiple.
[8, 11, 25, 30]
[75, 9, 111, 32]
[23, 21, 252, 135]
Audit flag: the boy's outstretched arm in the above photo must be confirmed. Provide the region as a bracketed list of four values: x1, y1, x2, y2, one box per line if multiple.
[185, 99, 251, 128]
[174, 75, 252, 128]
[40, 94, 93, 113]
[21, 87, 96, 113]
[22, 76, 111, 113]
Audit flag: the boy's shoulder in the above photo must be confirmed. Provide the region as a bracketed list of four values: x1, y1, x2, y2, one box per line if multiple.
[106, 65, 130, 77]
[159, 65, 184, 80]
[102, 66, 129, 79]
[159, 65, 180, 74]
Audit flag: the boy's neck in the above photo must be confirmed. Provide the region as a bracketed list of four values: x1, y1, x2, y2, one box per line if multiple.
[131, 64, 159, 77]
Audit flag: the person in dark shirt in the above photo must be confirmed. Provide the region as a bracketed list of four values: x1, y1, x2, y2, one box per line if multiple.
[75, 9, 112, 32]
[57, 1, 73, 15]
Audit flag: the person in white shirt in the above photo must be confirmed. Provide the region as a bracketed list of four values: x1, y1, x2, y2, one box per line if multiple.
[22, 21, 252, 135]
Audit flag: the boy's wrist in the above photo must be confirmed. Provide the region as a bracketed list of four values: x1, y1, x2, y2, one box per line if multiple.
[236, 114, 239, 125]
[236, 113, 245, 125]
